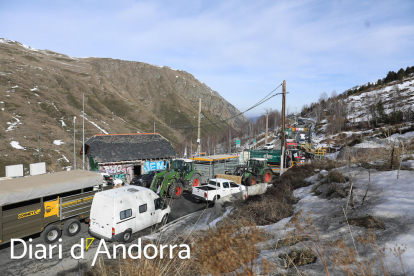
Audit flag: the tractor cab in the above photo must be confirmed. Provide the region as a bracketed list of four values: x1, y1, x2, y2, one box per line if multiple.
[171, 158, 194, 174]
[247, 158, 267, 170]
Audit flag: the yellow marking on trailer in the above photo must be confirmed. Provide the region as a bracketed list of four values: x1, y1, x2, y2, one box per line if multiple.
[18, 209, 41, 219]
[44, 197, 60, 218]
[190, 156, 239, 161]
[86, 238, 95, 250]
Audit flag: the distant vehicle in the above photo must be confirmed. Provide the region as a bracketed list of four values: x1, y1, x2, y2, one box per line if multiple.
[192, 178, 246, 203]
[130, 170, 162, 188]
[299, 139, 306, 145]
[263, 142, 274, 150]
[300, 133, 306, 140]
[89, 186, 170, 243]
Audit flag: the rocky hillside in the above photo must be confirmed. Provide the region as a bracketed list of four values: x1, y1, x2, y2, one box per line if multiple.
[0, 38, 248, 176]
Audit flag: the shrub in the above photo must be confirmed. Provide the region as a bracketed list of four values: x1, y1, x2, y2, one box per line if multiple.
[327, 170, 346, 183]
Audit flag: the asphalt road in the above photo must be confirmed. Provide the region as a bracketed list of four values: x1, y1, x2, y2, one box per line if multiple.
[0, 192, 212, 276]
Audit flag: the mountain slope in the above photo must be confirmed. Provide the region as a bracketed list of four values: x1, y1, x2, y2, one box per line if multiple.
[0, 38, 248, 176]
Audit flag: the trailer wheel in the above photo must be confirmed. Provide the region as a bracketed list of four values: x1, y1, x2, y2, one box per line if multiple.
[169, 182, 183, 199]
[262, 170, 273, 183]
[41, 225, 62, 244]
[190, 174, 201, 188]
[63, 218, 81, 237]
[121, 230, 132, 243]
[246, 175, 257, 186]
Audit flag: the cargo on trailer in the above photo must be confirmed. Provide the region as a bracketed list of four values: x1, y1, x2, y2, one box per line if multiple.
[191, 155, 239, 184]
[0, 170, 103, 245]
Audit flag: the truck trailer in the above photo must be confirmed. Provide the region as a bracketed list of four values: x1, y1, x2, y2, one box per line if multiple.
[0, 170, 103, 244]
[191, 155, 239, 184]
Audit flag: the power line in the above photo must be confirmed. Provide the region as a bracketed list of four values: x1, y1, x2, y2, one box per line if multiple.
[172, 83, 283, 130]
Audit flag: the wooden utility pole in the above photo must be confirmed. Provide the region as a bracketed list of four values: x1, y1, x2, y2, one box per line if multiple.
[265, 109, 269, 144]
[153, 118, 155, 133]
[197, 98, 201, 156]
[280, 80, 286, 175]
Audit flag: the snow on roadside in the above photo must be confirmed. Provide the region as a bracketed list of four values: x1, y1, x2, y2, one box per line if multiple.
[59, 119, 66, 127]
[10, 141, 25, 150]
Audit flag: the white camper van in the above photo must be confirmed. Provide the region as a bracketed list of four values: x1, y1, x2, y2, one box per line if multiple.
[88, 186, 170, 243]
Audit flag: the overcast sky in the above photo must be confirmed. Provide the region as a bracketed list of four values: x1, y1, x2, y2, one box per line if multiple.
[1, 0, 414, 117]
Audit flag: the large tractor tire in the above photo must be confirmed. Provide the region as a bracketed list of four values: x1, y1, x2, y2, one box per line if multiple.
[189, 174, 201, 188]
[262, 170, 273, 183]
[168, 182, 184, 199]
[246, 175, 257, 186]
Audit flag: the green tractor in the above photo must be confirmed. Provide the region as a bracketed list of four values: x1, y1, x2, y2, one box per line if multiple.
[150, 159, 201, 199]
[230, 158, 274, 185]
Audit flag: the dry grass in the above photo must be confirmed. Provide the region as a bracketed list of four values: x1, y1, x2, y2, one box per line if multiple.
[280, 248, 317, 268]
[347, 215, 385, 230]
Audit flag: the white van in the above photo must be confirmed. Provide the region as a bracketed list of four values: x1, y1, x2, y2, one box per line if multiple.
[88, 186, 170, 243]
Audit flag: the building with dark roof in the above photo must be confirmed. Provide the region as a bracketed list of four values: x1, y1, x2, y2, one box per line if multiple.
[84, 133, 176, 183]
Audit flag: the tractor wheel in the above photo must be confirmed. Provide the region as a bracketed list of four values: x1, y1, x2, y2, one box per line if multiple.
[168, 182, 184, 199]
[262, 170, 273, 183]
[189, 174, 201, 188]
[246, 175, 257, 186]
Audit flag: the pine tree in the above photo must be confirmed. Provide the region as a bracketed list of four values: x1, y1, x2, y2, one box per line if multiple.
[406, 66, 413, 76]
[377, 79, 382, 86]
[397, 68, 405, 80]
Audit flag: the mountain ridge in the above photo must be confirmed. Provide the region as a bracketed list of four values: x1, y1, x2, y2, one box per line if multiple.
[0, 38, 248, 176]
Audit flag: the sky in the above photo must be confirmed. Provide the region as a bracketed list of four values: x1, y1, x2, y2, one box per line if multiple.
[1, 0, 414, 117]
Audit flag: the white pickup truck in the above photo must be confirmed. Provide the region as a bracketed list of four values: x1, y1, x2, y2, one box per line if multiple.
[192, 178, 246, 203]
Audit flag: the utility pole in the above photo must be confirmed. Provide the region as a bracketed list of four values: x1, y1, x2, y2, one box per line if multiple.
[38, 130, 41, 162]
[82, 93, 85, 170]
[153, 118, 155, 133]
[197, 98, 201, 156]
[265, 109, 269, 144]
[280, 80, 286, 175]
[73, 116, 76, 170]
[295, 107, 298, 124]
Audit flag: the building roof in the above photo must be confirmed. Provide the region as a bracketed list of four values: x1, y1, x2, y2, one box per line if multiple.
[85, 133, 176, 163]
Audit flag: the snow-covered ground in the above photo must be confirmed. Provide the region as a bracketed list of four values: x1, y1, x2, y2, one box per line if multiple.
[258, 165, 414, 274]
[10, 141, 25, 150]
[53, 140, 64, 145]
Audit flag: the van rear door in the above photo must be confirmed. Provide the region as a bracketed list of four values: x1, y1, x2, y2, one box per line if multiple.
[90, 194, 113, 238]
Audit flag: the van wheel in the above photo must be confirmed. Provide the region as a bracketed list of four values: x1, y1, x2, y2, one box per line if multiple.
[169, 182, 183, 199]
[41, 225, 62, 244]
[121, 230, 132, 243]
[63, 219, 81, 237]
[160, 214, 169, 226]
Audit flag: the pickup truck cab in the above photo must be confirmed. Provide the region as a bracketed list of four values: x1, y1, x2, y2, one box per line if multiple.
[192, 178, 246, 203]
